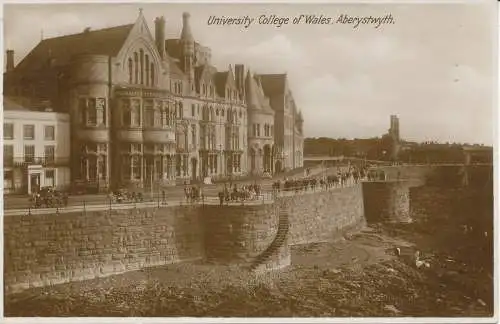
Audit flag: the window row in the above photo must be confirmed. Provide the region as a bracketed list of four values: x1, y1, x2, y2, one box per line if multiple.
[252, 123, 274, 137]
[225, 88, 239, 101]
[173, 81, 183, 95]
[79, 155, 108, 181]
[200, 125, 216, 150]
[226, 127, 241, 151]
[128, 49, 155, 86]
[3, 144, 56, 165]
[121, 100, 183, 127]
[4, 123, 55, 140]
[119, 143, 175, 154]
[78, 97, 107, 127]
[80, 143, 108, 154]
[193, 105, 244, 122]
[201, 83, 215, 97]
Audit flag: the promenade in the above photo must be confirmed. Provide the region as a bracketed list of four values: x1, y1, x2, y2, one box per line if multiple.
[4, 165, 339, 216]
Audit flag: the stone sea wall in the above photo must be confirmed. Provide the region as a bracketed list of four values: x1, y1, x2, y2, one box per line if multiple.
[4, 184, 367, 294]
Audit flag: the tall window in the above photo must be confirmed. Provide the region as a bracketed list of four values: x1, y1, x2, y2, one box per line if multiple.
[128, 58, 133, 84]
[132, 156, 141, 180]
[177, 102, 183, 119]
[24, 145, 35, 163]
[45, 169, 55, 187]
[144, 101, 154, 127]
[96, 98, 106, 125]
[3, 123, 13, 139]
[140, 49, 144, 84]
[132, 100, 141, 126]
[4, 145, 13, 167]
[192, 104, 195, 117]
[44, 125, 55, 140]
[145, 55, 150, 86]
[134, 52, 139, 84]
[150, 63, 155, 86]
[44, 145, 55, 163]
[23, 125, 35, 140]
[4, 170, 13, 189]
[191, 124, 196, 148]
[122, 100, 131, 126]
[154, 103, 161, 127]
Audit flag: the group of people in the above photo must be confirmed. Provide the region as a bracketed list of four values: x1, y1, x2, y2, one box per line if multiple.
[184, 185, 203, 203]
[217, 183, 263, 205]
[271, 165, 370, 194]
[29, 187, 69, 209]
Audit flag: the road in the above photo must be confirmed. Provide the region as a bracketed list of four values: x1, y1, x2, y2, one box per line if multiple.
[3, 165, 331, 211]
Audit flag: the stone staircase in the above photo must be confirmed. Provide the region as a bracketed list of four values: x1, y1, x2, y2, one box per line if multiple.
[248, 203, 290, 271]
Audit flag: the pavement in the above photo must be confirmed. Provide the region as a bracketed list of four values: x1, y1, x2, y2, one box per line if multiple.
[4, 165, 335, 215]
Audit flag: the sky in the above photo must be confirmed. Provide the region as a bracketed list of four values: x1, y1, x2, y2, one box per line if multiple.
[3, 1, 497, 145]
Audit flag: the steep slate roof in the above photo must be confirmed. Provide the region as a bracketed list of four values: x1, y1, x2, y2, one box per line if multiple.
[258, 74, 287, 97]
[245, 71, 274, 114]
[167, 56, 186, 78]
[15, 24, 134, 73]
[214, 72, 229, 97]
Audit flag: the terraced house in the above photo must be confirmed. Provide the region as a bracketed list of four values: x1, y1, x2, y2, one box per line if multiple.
[3, 10, 304, 192]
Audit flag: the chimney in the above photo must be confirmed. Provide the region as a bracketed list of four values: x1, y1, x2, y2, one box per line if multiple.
[6, 50, 14, 72]
[234, 64, 245, 98]
[155, 16, 166, 59]
[181, 12, 194, 43]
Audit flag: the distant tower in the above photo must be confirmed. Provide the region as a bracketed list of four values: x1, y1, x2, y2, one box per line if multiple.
[389, 115, 400, 161]
[180, 12, 195, 82]
[390, 115, 400, 142]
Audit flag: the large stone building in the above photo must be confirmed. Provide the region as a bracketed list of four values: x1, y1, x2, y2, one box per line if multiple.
[4, 10, 304, 191]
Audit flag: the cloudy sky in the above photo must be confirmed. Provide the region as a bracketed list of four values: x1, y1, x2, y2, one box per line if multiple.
[4, 2, 496, 145]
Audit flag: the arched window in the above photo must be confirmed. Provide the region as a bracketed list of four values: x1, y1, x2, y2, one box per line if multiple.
[150, 63, 154, 86]
[178, 102, 183, 119]
[139, 49, 144, 85]
[128, 58, 133, 84]
[134, 52, 138, 84]
[145, 55, 150, 86]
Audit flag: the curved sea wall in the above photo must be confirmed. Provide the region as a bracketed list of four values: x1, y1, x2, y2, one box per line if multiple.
[5, 183, 377, 294]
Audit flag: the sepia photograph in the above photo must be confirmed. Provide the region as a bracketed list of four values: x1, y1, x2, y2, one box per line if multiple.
[2, 0, 497, 320]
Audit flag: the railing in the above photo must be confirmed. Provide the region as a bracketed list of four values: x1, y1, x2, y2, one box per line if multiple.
[5, 157, 70, 167]
[4, 180, 366, 217]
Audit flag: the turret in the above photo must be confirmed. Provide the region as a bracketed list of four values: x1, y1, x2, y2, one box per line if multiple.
[180, 12, 195, 81]
[154, 16, 166, 59]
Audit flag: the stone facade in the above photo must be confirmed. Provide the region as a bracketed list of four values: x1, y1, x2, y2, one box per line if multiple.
[3, 10, 304, 191]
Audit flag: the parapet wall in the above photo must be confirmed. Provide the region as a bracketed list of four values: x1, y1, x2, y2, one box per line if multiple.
[4, 185, 367, 294]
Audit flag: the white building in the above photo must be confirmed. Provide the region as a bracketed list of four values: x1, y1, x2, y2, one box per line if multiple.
[3, 97, 71, 194]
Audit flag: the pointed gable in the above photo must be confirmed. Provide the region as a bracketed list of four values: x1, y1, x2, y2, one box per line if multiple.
[14, 24, 133, 73]
[194, 64, 217, 92]
[246, 70, 274, 114]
